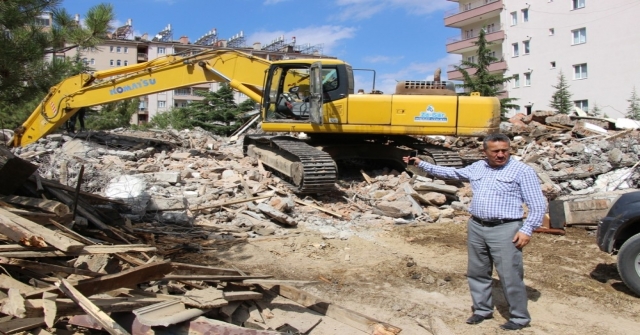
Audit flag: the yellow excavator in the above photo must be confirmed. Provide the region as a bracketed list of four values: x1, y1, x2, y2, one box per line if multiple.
[13, 48, 500, 193]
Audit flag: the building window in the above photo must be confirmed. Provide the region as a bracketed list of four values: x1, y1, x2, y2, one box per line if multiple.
[116, 46, 121, 53]
[467, 55, 476, 63]
[512, 43, 519, 57]
[35, 17, 50, 26]
[124, 60, 129, 66]
[523, 40, 530, 54]
[109, 59, 114, 66]
[522, 9, 529, 22]
[158, 100, 166, 108]
[158, 47, 166, 54]
[550, 61, 556, 69]
[511, 12, 518, 26]
[549, 28, 555, 36]
[574, 100, 588, 112]
[485, 23, 496, 33]
[124, 47, 129, 53]
[110, 46, 114, 52]
[572, 28, 586, 45]
[90, 58, 95, 65]
[513, 74, 520, 88]
[573, 63, 588, 79]
[488, 51, 496, 59]
[116, 60, 121, 66]
[175, 88, 191, 95]
[82, 58, 88, 65]
[465, 29, 474, 39]
[572, 0, 585, 10]
[524, 72, 531, 86]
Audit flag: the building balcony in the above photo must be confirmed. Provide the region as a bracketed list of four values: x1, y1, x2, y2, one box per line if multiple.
[446, 29, 504, 53]
[447, 58, 507, 81]
[137, 53, 148, 62]
[444, 0, 503, 28]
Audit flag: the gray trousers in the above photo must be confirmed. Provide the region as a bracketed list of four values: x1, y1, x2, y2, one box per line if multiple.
[467, 218, 531, 325]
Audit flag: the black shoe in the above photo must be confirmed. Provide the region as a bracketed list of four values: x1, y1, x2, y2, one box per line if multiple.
[500, 321, 528, 330]
[466, 313, 493, 325]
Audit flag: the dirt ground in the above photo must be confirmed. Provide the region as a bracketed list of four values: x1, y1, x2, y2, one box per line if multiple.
[175, 218, 640, 335]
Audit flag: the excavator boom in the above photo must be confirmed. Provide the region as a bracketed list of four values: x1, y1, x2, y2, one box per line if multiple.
[14, 49, 271, 147]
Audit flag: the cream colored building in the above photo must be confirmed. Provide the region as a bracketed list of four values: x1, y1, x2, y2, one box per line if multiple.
[444, 0, 640, 117]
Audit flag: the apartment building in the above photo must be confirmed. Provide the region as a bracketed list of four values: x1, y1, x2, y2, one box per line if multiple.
[444, 0, 640, 117]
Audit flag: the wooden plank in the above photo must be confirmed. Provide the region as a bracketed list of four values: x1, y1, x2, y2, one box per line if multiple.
[24, 297, 169, 318]
[0, 274, 36, 293]
[0, 288, 27, 317]
[170, 262, 242, 276]
[48, 219, 146, 267]
[189, 195, 271, 211]
[0, 317, 46, 334]
[292, 199, 343, 218]
[74, 261, 171, 297]
[0, 208, 84, 252]
[164, 274, 272, 281]
[42, 291, 57, 328]
[44, 187, 110, 230]
[256, 203, 297, 226]
[268, 284, 402, 334]
[0, 261, 173, 307]
[0, 244, 156, 258]
[0, 213, 48, 247]
[56, 278, 131, 335]
[222, 291, 263, 302]
[2, 259, 105, 277]
[29, 175, 128, 205]
[0, 195, 70, 217]
[360, 169, 373, 184]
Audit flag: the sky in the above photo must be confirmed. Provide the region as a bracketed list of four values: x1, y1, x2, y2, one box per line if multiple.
[62, 0, 461, 94]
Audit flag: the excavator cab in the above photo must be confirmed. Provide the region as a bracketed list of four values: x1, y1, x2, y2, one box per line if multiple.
[262, 61, 339, 125]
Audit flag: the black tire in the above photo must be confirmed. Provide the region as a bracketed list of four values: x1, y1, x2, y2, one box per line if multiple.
[617, 233, 640, 296]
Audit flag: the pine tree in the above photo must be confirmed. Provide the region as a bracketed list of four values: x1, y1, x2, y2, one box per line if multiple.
[0, 0, 114, 127]
[454, 28, 516, 118]
[549, 71, 573, 114]
[149, 84, 252, 135]
[589, 102, 602, 117]
[626, 87, 640, 120]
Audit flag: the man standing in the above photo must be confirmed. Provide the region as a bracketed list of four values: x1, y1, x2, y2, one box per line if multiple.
[403, 133, 546, 331]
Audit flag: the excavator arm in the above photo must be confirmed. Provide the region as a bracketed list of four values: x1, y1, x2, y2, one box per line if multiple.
[14, 48, 272, 147]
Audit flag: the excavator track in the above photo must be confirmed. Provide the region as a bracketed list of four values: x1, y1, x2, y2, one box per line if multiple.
[423, 148, 464, 167]
[245, 136, 337, 193]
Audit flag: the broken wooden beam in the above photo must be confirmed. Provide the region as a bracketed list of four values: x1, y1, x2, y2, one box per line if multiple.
[189, 195, 271, 211]
[0, 213, 48, 248]
[0, 244, 156, 258]
[293, 199, 343, 218]
[56, 278, 131, 335]
[1, 258, 105, 277]
[0, 195, 69, 217]
[163, 274, 272, 281]
[24, 297, 169, 318]
[0, 208, 84, 252]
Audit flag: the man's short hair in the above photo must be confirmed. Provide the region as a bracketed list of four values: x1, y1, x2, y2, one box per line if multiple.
[483, 133, 511, 150]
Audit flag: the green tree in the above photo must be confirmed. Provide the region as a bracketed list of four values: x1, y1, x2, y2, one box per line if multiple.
[589, 102, 602, 117]
[549, 71, 573, 114]
[148, 84, 255, 134]
[626, 87, 640, 120]
[454, 28, 516, 118]
[85, 98, 139, 130]
[0, 0, 113, 128]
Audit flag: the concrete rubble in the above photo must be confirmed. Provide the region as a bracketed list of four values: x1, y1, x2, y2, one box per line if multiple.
[0, 109, 639, 333]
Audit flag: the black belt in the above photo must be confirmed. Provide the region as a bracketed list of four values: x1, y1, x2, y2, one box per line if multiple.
[471, 216, 523, 227]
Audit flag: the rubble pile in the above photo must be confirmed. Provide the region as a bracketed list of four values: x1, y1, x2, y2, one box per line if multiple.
[0, 109, 638, 333]
[0, 141, 402, 334]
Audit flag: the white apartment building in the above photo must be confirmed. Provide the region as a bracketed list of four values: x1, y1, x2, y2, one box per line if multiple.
[444, 0, 640, 117]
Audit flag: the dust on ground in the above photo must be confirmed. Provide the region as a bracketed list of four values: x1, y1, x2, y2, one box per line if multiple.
[173, 220, 640, 335]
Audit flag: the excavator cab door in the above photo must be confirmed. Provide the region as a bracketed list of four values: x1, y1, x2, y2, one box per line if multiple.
[309, 62, 323, 125]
